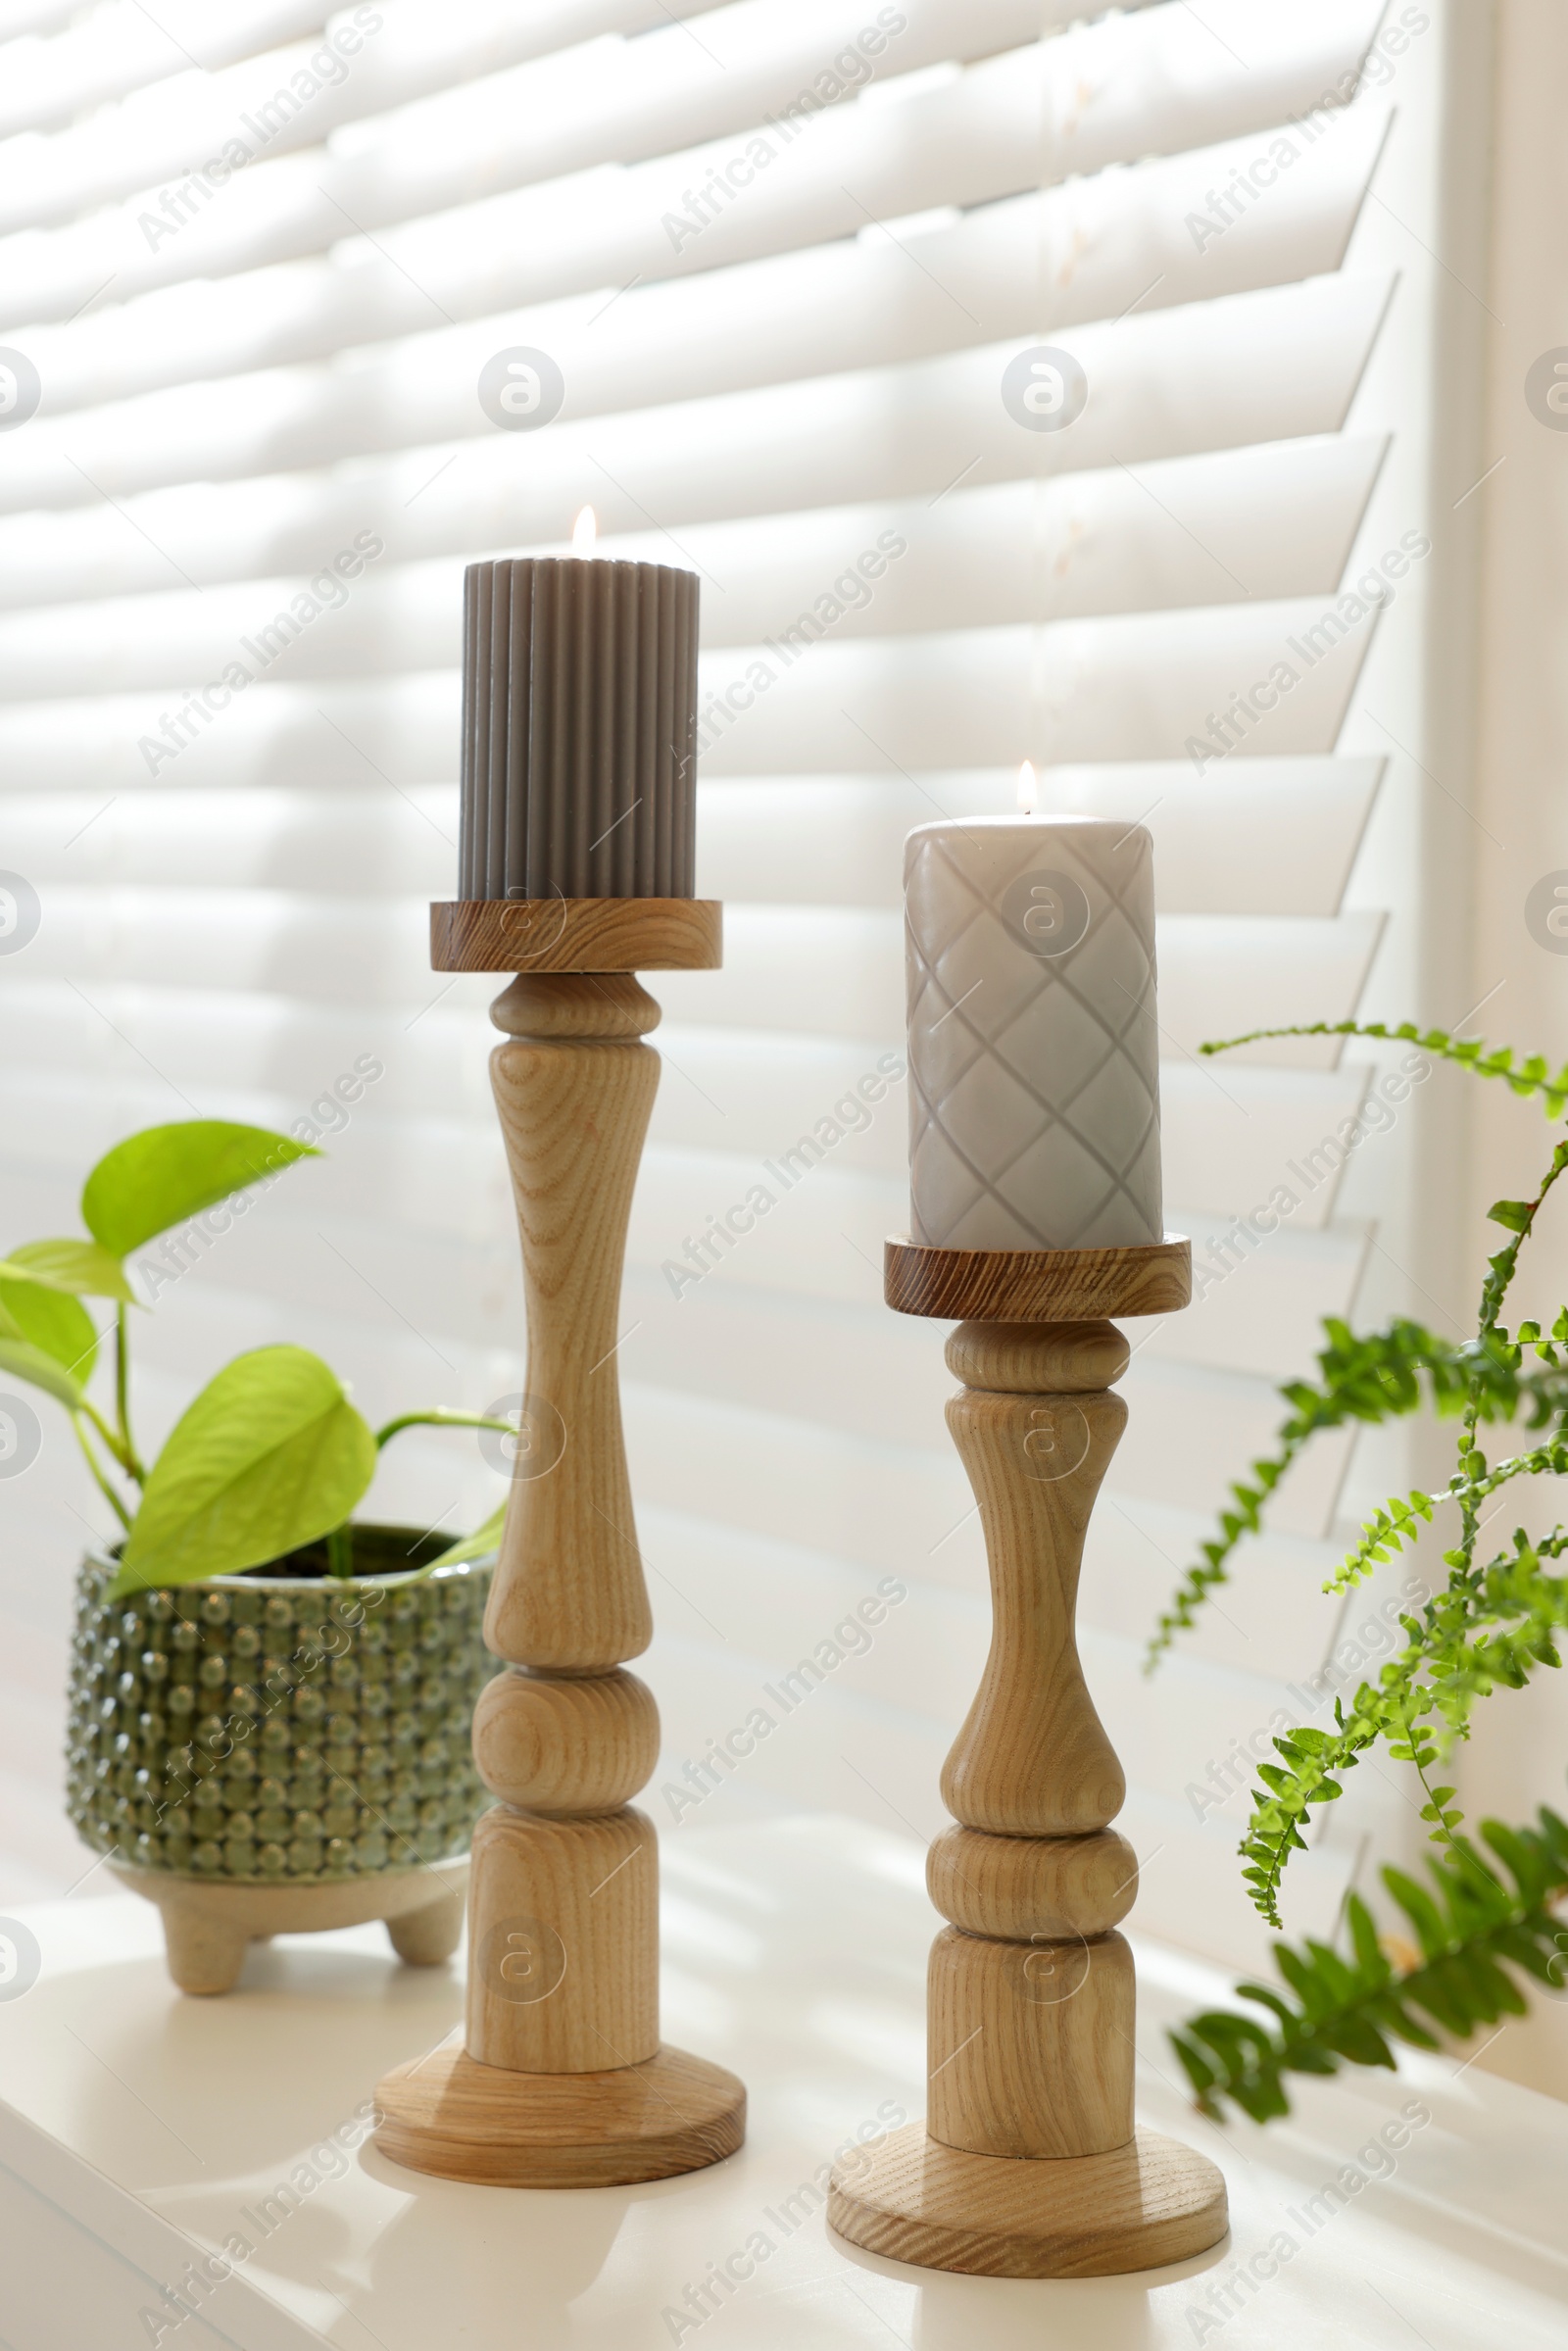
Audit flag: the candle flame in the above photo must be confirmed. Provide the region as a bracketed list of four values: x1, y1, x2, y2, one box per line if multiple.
[571, 506, 597, 556]
[1016, 759, 1037, 814]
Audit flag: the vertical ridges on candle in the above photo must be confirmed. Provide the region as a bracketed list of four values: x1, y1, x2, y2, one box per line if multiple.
[463, 564, 491, 900]
[655, 569, 677, 896]
[459, 555, 700, 899]
[486, 562, 512, 903]
[523, 562, 553, 898]
[587, 561, 613, 894]
[554, 562, 575, 894]
[544, 562, 568, 896]
[612, 563, 638, 898]
[634, 566, 660, 894]
[459, 563, 477, 896]
[568, 560, 593, 896]
[672, 569, 698, 896]
[504, 562, 532, 901]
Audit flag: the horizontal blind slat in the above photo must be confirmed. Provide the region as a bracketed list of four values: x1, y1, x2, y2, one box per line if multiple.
[0, 0, 1073, 204]
[0, 0, 1379, 318]
[0, 890, 1386, 1054]
[0, 281, 1394, 612]
[1, 106, 1388, 457]
[0, 755, 1383, 917]
[0, 1, 331, 138]
[0, 596, 1388, 782]
[0, 1050, 1377, 1226]
[0, 439, 1390, 677]
[0, 0, 744, 223]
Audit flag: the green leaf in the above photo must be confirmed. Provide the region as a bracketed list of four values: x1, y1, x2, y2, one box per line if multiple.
[1346, 1893, 1385, 1976]
[0, 1237, 135, 1302]
[112, 1346, 375, 1594]
[1168, 1809, 1568, 2122]
[82, 1122, 318, 1258]
[0, 1333, 85, 1407]
[420, 1501, 506, 1574]
[0, 1276, 98, 1389]
[1488, 1199, 1534, 1233]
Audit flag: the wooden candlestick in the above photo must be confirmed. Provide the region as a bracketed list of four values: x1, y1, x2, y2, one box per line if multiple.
[375, 898, 745, 2186]
[828, 1236, 1229, 2277]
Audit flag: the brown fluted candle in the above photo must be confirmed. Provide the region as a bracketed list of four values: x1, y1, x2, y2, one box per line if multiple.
[459, 551, 699, 900]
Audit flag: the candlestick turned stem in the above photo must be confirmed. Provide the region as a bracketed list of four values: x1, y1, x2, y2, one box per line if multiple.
[376, 900, 741, 2186]
[829, 1239, 1227, 2276]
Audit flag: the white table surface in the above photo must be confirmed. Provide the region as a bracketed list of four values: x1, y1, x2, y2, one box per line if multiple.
[0, 1815, 1564, 2351]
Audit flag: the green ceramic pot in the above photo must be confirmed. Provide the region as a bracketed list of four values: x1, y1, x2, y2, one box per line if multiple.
[65, 1526, 498, 1886]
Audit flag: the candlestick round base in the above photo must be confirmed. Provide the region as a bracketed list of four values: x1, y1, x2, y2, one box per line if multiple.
[431, 898, 721, 973]
[374, 2042, 745, 2187]
[828, 2122, 1227, 2278]
[884, 1234, 1192, 1322]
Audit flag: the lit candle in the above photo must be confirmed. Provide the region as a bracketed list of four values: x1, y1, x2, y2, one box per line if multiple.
[904, 777, 1162, 1251]
[458, 509, 700, 900]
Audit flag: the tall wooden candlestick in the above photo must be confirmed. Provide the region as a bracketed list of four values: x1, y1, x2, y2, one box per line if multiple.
[375, 897, 744, 2185]
[828, 1237, 1228, 2276]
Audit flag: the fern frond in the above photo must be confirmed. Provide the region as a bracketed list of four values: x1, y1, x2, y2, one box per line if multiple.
[1327, 1443, 1568, 1597]
[1197, 1021, 1568, 1117]
[1234, 1533, 1568, 1923]
[1144, 1319, 1568, 1667]
[1171, 1810, 1568, 2120]
[1160, 1011, 1568, 2007]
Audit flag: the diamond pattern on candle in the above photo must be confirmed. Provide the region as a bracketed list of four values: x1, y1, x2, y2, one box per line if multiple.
[906, 824, 1162, 1250]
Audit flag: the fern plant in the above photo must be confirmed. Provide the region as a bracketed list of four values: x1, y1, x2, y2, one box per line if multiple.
[1173, 1810, 1568, 2122]
[1152, 1021, 1568, 2115]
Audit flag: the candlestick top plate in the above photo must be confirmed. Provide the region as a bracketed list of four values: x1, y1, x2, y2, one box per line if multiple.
[431, 898, 721, 973]
[884, 1234, 1191, 1322]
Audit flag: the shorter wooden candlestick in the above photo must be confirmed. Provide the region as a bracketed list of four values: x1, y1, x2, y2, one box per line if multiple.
[828, 1237, 1228, 2278]
[375, 901, 744, 2187]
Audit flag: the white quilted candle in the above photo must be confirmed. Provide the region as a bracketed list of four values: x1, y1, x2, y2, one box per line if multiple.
[904, 810, 1162, 1251]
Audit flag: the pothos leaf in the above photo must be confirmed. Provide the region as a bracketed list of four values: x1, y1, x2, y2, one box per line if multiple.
[0, 1333, 85, 1407]
[82, 1122, 318, 1258]
[420, 1501, 506, 1574]
[0, 1277, 98, 1389]
[112, 1345, 374, 1594]
[0, 1237, 135, 1301]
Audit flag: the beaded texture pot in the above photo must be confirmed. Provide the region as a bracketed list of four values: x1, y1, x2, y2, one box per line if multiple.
[67, 1528, 498, 1890]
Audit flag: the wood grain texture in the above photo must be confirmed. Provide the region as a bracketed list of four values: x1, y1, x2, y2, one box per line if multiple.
[431, 897, 721, 973]
[472, 1667, 661, 1815]
[829, 1270, 1225, 2270]
[927, 1926, 1134, 2159]
[466, 1806, 658, 2074]
[885, 1234, 1192, 1322]
[491, 972, 661, 1039]
[945, 1318, 1130, 1394]
[375, 2043, 746, 2188]
[828, 2123, 1228, 2278]
[485, 1008, 658, 1671]
[375, 968, 743, 2179]
[939, 1381, 1127, 1837]
[927, 1825, 1138, 1940]
[110, 1860, 467, 1996]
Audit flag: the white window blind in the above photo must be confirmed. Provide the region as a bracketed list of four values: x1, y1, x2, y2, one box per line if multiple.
[0, 0, 1451, 1966]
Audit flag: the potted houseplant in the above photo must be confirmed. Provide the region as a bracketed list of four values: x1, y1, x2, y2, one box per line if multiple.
[1, 1116, 513, 1993]
[1145, 1020, 1568, 2123]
